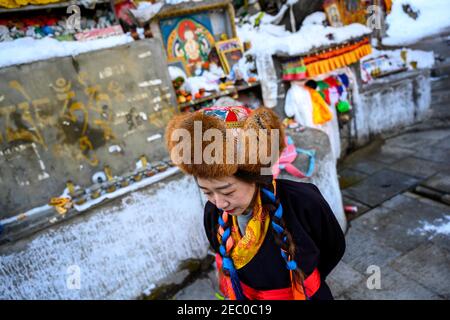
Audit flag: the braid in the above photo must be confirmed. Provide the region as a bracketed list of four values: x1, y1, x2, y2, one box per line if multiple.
[261, 188, 308, 298]
[217, 210, 245, 300]
[270, 212, 306, 285]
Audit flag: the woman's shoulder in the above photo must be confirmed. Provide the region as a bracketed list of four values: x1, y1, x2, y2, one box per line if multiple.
[275, 179, 325, 209]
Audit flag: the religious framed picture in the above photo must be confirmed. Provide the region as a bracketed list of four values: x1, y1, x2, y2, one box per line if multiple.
[220, 47, 244, 75]
[323, 0, 344, 27]
[167, 57, 191, 77]
[215, 38, 242, 53]
[159, 13, 216, 76]
[111, 0, 137, 29]
[151, 1, 237, 76]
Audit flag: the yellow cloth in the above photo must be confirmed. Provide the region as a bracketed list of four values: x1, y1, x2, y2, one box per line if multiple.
[306, 44, 372, 78]
[0, 0, 62, 9]
[229, 189, 271, 269]
[307, 87, 333, 125]
[384, 0, 392, 13]
[49, 197, 72, 215]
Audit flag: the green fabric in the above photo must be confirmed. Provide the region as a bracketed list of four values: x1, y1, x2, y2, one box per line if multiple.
[337, 100, 351, 113]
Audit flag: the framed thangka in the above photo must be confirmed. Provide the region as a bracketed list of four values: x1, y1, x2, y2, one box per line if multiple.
[221, 48, 243, 75]
[160, 13, 216, 75]
[152, 0, 238, 76]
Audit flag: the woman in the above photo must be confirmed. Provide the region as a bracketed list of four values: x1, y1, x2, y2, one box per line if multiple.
[165, 105, 345, 300]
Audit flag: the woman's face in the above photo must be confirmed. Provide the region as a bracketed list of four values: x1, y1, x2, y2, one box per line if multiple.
[197, 176, 256, 216]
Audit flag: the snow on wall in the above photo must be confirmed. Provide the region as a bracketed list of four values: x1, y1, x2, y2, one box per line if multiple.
[383, 0, 450, 46]
[0, 35, 134, 69]
[237, 11, 371, 57]
[0, 174, 208, 299]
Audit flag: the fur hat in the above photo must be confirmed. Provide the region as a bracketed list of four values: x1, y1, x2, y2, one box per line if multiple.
[165, 106, 286, 178]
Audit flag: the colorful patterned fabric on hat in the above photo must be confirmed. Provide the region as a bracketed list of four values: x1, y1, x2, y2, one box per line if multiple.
[201, 106, 252, 128]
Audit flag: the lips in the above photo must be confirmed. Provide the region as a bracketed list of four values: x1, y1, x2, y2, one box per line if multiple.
[226, 209, 236, 213]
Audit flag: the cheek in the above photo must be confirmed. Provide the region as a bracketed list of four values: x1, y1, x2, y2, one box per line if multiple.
[232, 194, 248, 206]
[206, 195, 215, 204]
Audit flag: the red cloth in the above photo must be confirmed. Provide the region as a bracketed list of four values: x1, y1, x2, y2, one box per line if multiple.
[241, 282, 295, 300]
[324, 77, 339, 88]
[238, 268, 321, 300]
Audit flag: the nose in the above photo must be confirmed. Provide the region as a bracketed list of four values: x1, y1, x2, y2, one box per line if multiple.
[214, 194, 230, 211]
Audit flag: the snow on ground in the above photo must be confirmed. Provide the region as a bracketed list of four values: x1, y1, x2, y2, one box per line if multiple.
[383, 0, 450, 46]
[409, 215, 450, 239]
[0, 34, 134, 69]
[238, 11, 372, 57]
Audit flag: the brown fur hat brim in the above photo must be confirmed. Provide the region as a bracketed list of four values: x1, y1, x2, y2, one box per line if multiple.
[165, 107, 285, 178]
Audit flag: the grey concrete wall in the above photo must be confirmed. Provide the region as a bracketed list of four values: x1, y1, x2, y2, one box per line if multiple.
[0, 172, 208, 299]
[351, 69, 432, 147]
[0, 39, 177, 221]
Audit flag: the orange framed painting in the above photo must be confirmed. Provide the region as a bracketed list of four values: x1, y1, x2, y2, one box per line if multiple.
[219, 47, 244, 75]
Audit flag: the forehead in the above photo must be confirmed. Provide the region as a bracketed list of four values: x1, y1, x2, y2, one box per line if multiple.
[197, 176, 237, 189]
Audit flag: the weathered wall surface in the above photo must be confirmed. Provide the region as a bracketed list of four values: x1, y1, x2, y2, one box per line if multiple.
[0, 39, 176, 220]
[0, 173, 208, 299]
[351, 69, 431, 147]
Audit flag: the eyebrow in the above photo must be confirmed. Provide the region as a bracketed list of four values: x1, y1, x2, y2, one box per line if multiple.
[198, 183, 234, 191]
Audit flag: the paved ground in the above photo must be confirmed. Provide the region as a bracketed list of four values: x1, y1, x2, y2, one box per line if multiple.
[172, 126, 450, 300]
[330, 127, 450, 300]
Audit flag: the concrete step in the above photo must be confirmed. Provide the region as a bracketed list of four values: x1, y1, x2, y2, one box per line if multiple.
[431, 76, 450, 92]
[431, 63, 450, 78]
[431, 90, 450, 104]
[430, 102, 450, 119]
[408, 30, 450, 59]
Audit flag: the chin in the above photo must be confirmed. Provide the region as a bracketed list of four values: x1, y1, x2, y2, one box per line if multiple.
[226, 209, 241, 216]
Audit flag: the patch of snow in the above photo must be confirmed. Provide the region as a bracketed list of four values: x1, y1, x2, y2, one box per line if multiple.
[184, 71, 220, 95]
[0, 35, 134, 69]
[168, 66, 188, 81]
[231, 55, 257, 82]
[409, 215, 450, 239]
[383, 0, 450, 46]
[130, 1, 163, 24]
[165, 0, 203, 4]
[362, 47, 435, 70]
[108, 145, 122, 153]
[238, 11, 372, 57]
[302, 11, 327, 27]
